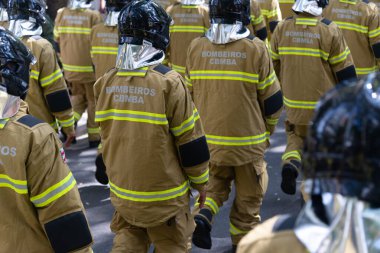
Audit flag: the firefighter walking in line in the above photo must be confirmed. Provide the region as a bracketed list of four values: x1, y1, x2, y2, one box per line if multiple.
[0, 0, 8, 28]
[187, 0, 283, 251]
[7, 0, 76, 145]
[238, 74, 380, 253]
[256, 0, 282, 38]
[249, 0, 268, 41]
[279, 0, 294, 18]
[166, 0, 210, 76]
[271, 0, 357, 196]
[0, 27, 93, 253]
[324, 0, 380, 77]
[54, 0, 103, 148]
[94, 0, 210, 252]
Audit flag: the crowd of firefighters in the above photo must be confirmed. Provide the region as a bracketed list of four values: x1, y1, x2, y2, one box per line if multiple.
[0, 0, 379, 252]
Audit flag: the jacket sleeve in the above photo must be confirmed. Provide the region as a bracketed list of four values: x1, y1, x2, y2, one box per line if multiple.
[37, 41, 75, 135]
[26, 125, 93, 253]
[257, 43, 283, 135]
[53, 9, 63, 43]
[266, 0, 282, 33]
[166, 73, 210, 192]
[184, 42, 195, 96]
[251, 0, 268, 41]
[368, 6, 380, 68]
[270, 24, 281, 80]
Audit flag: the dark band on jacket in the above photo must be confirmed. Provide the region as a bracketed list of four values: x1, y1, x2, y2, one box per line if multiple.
[179, 136, 210, 167]
[336, 65, 357, 82]
[17, 115, 44, 128]
[264, 90, 283, 116]
[269, 21, 279, 33]
[255, 27, 268, 41]
[46, 90, 72, 113]
[372, 42, 380, 58]
[44, 211, 92, 253]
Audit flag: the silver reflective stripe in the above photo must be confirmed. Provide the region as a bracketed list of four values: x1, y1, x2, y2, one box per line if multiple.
[0, 176, 28, 194]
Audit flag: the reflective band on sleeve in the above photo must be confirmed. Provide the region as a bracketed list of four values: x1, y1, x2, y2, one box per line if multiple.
[171, 64, 186, 74]
[283, 96, 318, 109]
[0, 118, 10, 129]
[258, 71, 277, 90]
[87, 127, 100, 134]
[170, 109, 200, 137]
[339, 0, 357, 3]
[261, 9, 278, 18]
[40, 69, 64, 87]
[356, 66, 379, 75]
[295, 18, 318, 26]
[58, 116, 75, 128]
[74, 112, 81, 121]
[62, 64, 93, 73]
[329, 47, 350, 65]
[30, 70, 39, 81]
[185, 76, 193, 87]
[204, 197, 219, 214]
[369, 27, 380, 38]
[230, 222, 250, 235]
[30, 172, 76, 207]
[206, 132, 269, 146]
[117, 67, 148, 77]
[282, 150, 301, 161]
[0, 174, 28, 194]
[190, 70, 259, 84]
[91, 46, 118, 55]
[279, 0, 294, 3]
[188, 169, 209, 184]
[181, 5, 198, 8]
[334, 21, 368, 34]
[95, 109, 168, 125]
[50, 120, 59, 130]
[109, 180, 190, 202]
[270, 49, 280, 60]
[170, 25, 208, 33]
[278, 47, 329, 61]
[266, 118, 279, 125]
[251, 15, 264, 25]
[57, 26, 91, 35]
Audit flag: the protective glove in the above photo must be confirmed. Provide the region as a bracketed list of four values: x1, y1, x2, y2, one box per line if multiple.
[95, 154, 108, 185]
[192, 209, 213, 249]
[281, 162, 299, 195]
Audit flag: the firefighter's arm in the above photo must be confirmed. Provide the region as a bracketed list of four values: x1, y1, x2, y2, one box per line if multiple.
[53, 9, 63, 45]
[257, 44, 283, 135]
[185, 42, 195, 97]
[27, 125, 93, 252]
[267, 0, 282, 33]
[167, 74, 210, 193]
[39, 41, 75, 137]
[329, 25, 357, 82]
[270, 26, 281, 81]
[251, 0, 267, 41]
[368, 6, 380, 68]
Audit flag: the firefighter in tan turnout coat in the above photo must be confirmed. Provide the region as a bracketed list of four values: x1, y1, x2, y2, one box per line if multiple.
[94, 1, 210, 252]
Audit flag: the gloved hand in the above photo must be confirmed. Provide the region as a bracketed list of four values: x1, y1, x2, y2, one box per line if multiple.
[95, 154, 108, 185]
[281, 163, 299, 195]
[192, 209, 213, 249]
[61, 126, 76, 148]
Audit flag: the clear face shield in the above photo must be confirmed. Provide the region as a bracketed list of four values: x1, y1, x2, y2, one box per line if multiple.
[181, 0, 205, 5]
[206, 20, 250, 44]
[292, 0, 322, 16]
[8, 17, 42, 37]
[104, 11, 120, 26]
[0, 8, 8, 22]
[0, 85, 21, 120]
[68, 0, 92, 9]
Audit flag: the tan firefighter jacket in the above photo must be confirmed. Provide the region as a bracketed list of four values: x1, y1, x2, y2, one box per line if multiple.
[257, 0, 282, 36]
[155, 0, 179, 9]
[0, 102, 92, 253]
[324, 0, 380, 77]
[185, 35, 283, 166]
[279, 1, 294, 19]
[0, 20, 8, 29]
[91, 23, 118, 80]
[94, 64, 210, 228]
[54, 8, 102, 83]
[166, 2, 210, 76]
[248, 0, 268, 40]
[22, 36, 75, 134]
[271, 14, 356, 126]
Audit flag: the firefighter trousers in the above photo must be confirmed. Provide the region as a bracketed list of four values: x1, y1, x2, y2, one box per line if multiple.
[69, 81, 100, 141]
[110, 206, 195, 253]
[200, 158, 268, 245]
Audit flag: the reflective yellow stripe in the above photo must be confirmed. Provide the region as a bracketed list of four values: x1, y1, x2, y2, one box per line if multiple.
[258, 71, 277, 90]
[88, 127, 100, 134]
[57, 26, 91, 35]
[109, 180, 190, 202]
[171, 63, 186, 74]
[266, 118, 279, 125]
[279, 0, 294, 3]
[230, 222, 250, 235]
[261, 9, 278, 18]
[188, 169, 209, 184]
[30, 172, 76, 207]
[91, 46, 118, 55]
[40, 69, 63, 87]
[170, 25, 208, 33]
[58, 116, 75, 128]
[170, 109, 200, 136]
[181, 5, 198, 8]
[62, 63, 93, 73]
[270, 48, 280, 60]
[278, 47, 329, 61]
[0, 118, 10, 129]
[339, 0, 357, 4]
[95, 109, 168, 125]
[283, 96, 318, 109]
[117, 67, 149, 77]
[334, 21, 368, 34]
[53, 28, 59, 38]
[204, 197, 219, 214]
[74, 111, 81, 121]
[251, 15, 264, 25]
[190, 70, 259, 84]
[0, 174, 28, 194]
[356, 66, 379, 75]
[329, 47, 350, 65]
[206, 132, 269, 146]
[296, 18, 318, 26]
[50, 120, 59, 130]
[369, 27, 380, 38]
[185, 76, 193, 87]
[30, 70, 39, 80]
[282, 150, 301, 161]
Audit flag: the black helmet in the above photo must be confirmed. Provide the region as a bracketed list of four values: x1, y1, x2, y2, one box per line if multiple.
[0, 0, 6, 8]
[7, 0, 46, 25]
[303, 74, 380, 207]
[118, 0, 172, 51]
[106, 0, 131, 12]
[209, 0, 250, 26]
[0, 27, 35, 97]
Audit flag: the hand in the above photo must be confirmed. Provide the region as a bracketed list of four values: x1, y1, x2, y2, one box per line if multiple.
[197, 190, 206, 208]
[64, 132, 76, 148]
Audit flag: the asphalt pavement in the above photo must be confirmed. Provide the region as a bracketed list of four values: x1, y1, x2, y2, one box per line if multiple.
[65, 113, 303, 253]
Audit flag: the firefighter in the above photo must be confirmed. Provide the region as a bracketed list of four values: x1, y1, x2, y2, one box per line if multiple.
[238, 73, 380, 253]
[256, 0, 282, 37]
[0, 0, 8, 28]
[0, 27, 93, 253]
[166, 0, 210, 76]
[279, 0, 294, 18]
[248, 0, 268, 41]
[94, 0, 210, 251]
[7, 0, 76, 145]
[187, 0, 283, 251]
[154, 0, 178, 9]
[271, 0, 357, 196]
[54, 0, 103, 148]
[324, 0, 380, 77]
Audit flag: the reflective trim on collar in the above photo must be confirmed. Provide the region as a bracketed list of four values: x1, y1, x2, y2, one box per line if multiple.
[116, 67, 149, 77]
[0, 118, 10, 129]
[296, 18, 318, 26]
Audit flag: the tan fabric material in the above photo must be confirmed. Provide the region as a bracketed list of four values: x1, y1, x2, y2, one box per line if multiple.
[0, 20, 8, 29]
[186, 36, 282, 166]
[23, 36, 74, 134]
[90, 24, 118, 80]
[257, 0, 282, 37]
[279, 2, 294, 18]
[271, 14, 355, 126]
[248, 0, 267, 35]
[201, 159, 268, 245]
[323, 0, 380, 77]
[237, 216, 308, 253]
[94, 65, 208, 228]
[282, 121, 307, 164]
[154, 0, 179, 9]
[54, 8, 102, 83]
[166, 3, 210, 76]
[0, 102, 92, 252]
[110, 206, 195, 253]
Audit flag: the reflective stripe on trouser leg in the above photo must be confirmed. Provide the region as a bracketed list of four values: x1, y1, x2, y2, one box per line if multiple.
[229, 159, 268, 245]
[282, 121, 308, 166]
[84, 82, 100, 141]
[70, 82, 87, 121]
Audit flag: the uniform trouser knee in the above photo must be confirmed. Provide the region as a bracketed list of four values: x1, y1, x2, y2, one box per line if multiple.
[282, 120, 308, 167]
